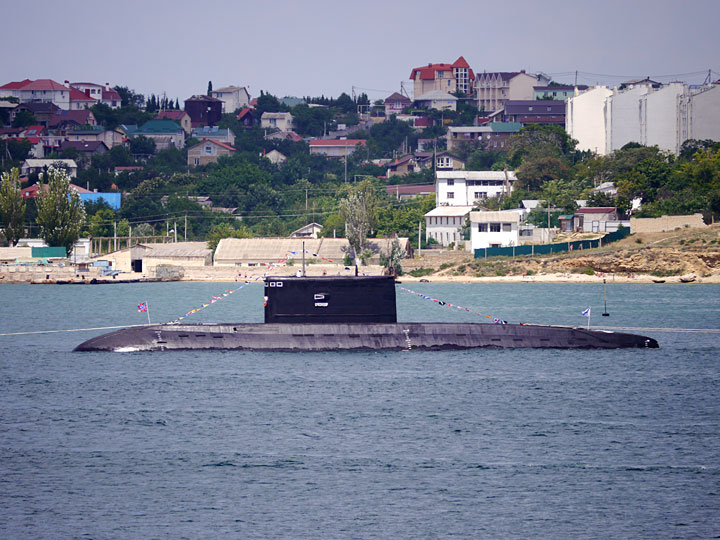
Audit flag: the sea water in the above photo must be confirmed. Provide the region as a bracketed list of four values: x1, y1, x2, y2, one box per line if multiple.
[1, 281, 719, 539]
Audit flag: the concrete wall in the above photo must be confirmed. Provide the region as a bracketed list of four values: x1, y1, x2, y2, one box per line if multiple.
[631, 214, 706, 233]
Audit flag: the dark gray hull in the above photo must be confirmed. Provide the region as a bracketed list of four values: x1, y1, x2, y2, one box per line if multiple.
[74, 322, 658, 352]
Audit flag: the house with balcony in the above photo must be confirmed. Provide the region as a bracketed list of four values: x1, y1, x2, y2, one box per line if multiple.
[446, 122, 522, 152]
[497, 100, 565, 126]
[435, 170, 516, 206]
[475, 71, 550, 113]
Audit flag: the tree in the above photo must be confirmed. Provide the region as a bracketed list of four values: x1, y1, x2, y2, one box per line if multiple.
[130, 135, 156, 156]
[0, 168, 26, 246]
[35, 167, 86, 254]
[207, 81, 213, 96]
[206, 222, 252, 251]
[339, 180, 377, 262]
[11, 110, 37, 128]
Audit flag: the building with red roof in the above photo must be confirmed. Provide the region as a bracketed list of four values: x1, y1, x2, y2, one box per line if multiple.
[70, 82, 123, 109]
[69, 88, 97, 110]
[0, 79, 71, 110]
[409, 57, 475, 98]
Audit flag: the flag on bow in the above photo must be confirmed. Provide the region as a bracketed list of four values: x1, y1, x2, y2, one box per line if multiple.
[137, 302, 148, 313]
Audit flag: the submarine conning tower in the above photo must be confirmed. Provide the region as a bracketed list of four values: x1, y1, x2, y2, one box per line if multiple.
[264, 275, 397, 324]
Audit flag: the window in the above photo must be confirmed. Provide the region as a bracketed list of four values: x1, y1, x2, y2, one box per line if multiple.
[478, 223, 488, 232]
[474, 192, 487, 200]
[490, 223, 501, 232]
[438, 157, 451, 168]
[502, 223, 512, 232]
[194, 158, 200, 165]
[447, 192, 454, 199]
[204, 145, 213, 155]
[447, 178, 454, 186]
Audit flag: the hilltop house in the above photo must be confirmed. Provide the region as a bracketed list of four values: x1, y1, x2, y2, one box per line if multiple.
[184, 95, 223, 127]
[409, 57, 475, 97]
[210, 86, 250, 113]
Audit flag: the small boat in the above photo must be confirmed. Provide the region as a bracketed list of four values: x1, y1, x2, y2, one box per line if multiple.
[652, 279, 665, 283]
[75, 276, 658, 352]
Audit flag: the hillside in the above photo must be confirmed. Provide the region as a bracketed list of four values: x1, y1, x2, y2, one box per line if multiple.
[404, 224, 720, 282]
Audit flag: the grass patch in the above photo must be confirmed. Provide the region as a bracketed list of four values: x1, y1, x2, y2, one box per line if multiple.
[408, 267, 434, 277]
[439, 263, 453, 270]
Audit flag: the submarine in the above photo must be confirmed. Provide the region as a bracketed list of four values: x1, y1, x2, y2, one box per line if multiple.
[74, 275, 659, 352]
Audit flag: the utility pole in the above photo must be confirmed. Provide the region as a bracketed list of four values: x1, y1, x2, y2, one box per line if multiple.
[113, 222, 117, 252]
[184, 214, 187, 241]
[418, 221, 422, 255]
[173, 221, 177, 243]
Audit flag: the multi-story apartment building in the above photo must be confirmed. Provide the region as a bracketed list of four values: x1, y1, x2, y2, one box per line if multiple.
[566, 82, 720, 155]
[475, 71, 550, 113]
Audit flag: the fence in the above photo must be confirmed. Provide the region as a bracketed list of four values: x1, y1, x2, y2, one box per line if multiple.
[474, 227, 630, 259]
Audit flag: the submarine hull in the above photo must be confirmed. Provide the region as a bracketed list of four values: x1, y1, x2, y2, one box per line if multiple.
[74, 322, 658, 352]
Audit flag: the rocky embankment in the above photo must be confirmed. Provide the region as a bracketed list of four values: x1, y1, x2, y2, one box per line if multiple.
[404, 224, 720, 282]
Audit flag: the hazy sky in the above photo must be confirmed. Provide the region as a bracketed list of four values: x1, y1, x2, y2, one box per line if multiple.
[2, 0, 719, 103]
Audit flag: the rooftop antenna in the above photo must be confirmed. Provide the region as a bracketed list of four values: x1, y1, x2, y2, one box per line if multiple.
[602, 278, 610, 316]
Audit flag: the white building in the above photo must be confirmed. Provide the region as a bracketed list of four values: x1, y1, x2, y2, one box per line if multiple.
[567, 82, 720, 156]
[680, 84, 720, 150]
[605, 83, 654, 152]
[469, 210, 521, 250]
[566, 86, 613, 154]
[641, 82, 685, 151]
[211, 86, 250, 113]
[435, 170, 516, 206]
[424, 206, 473, 247]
